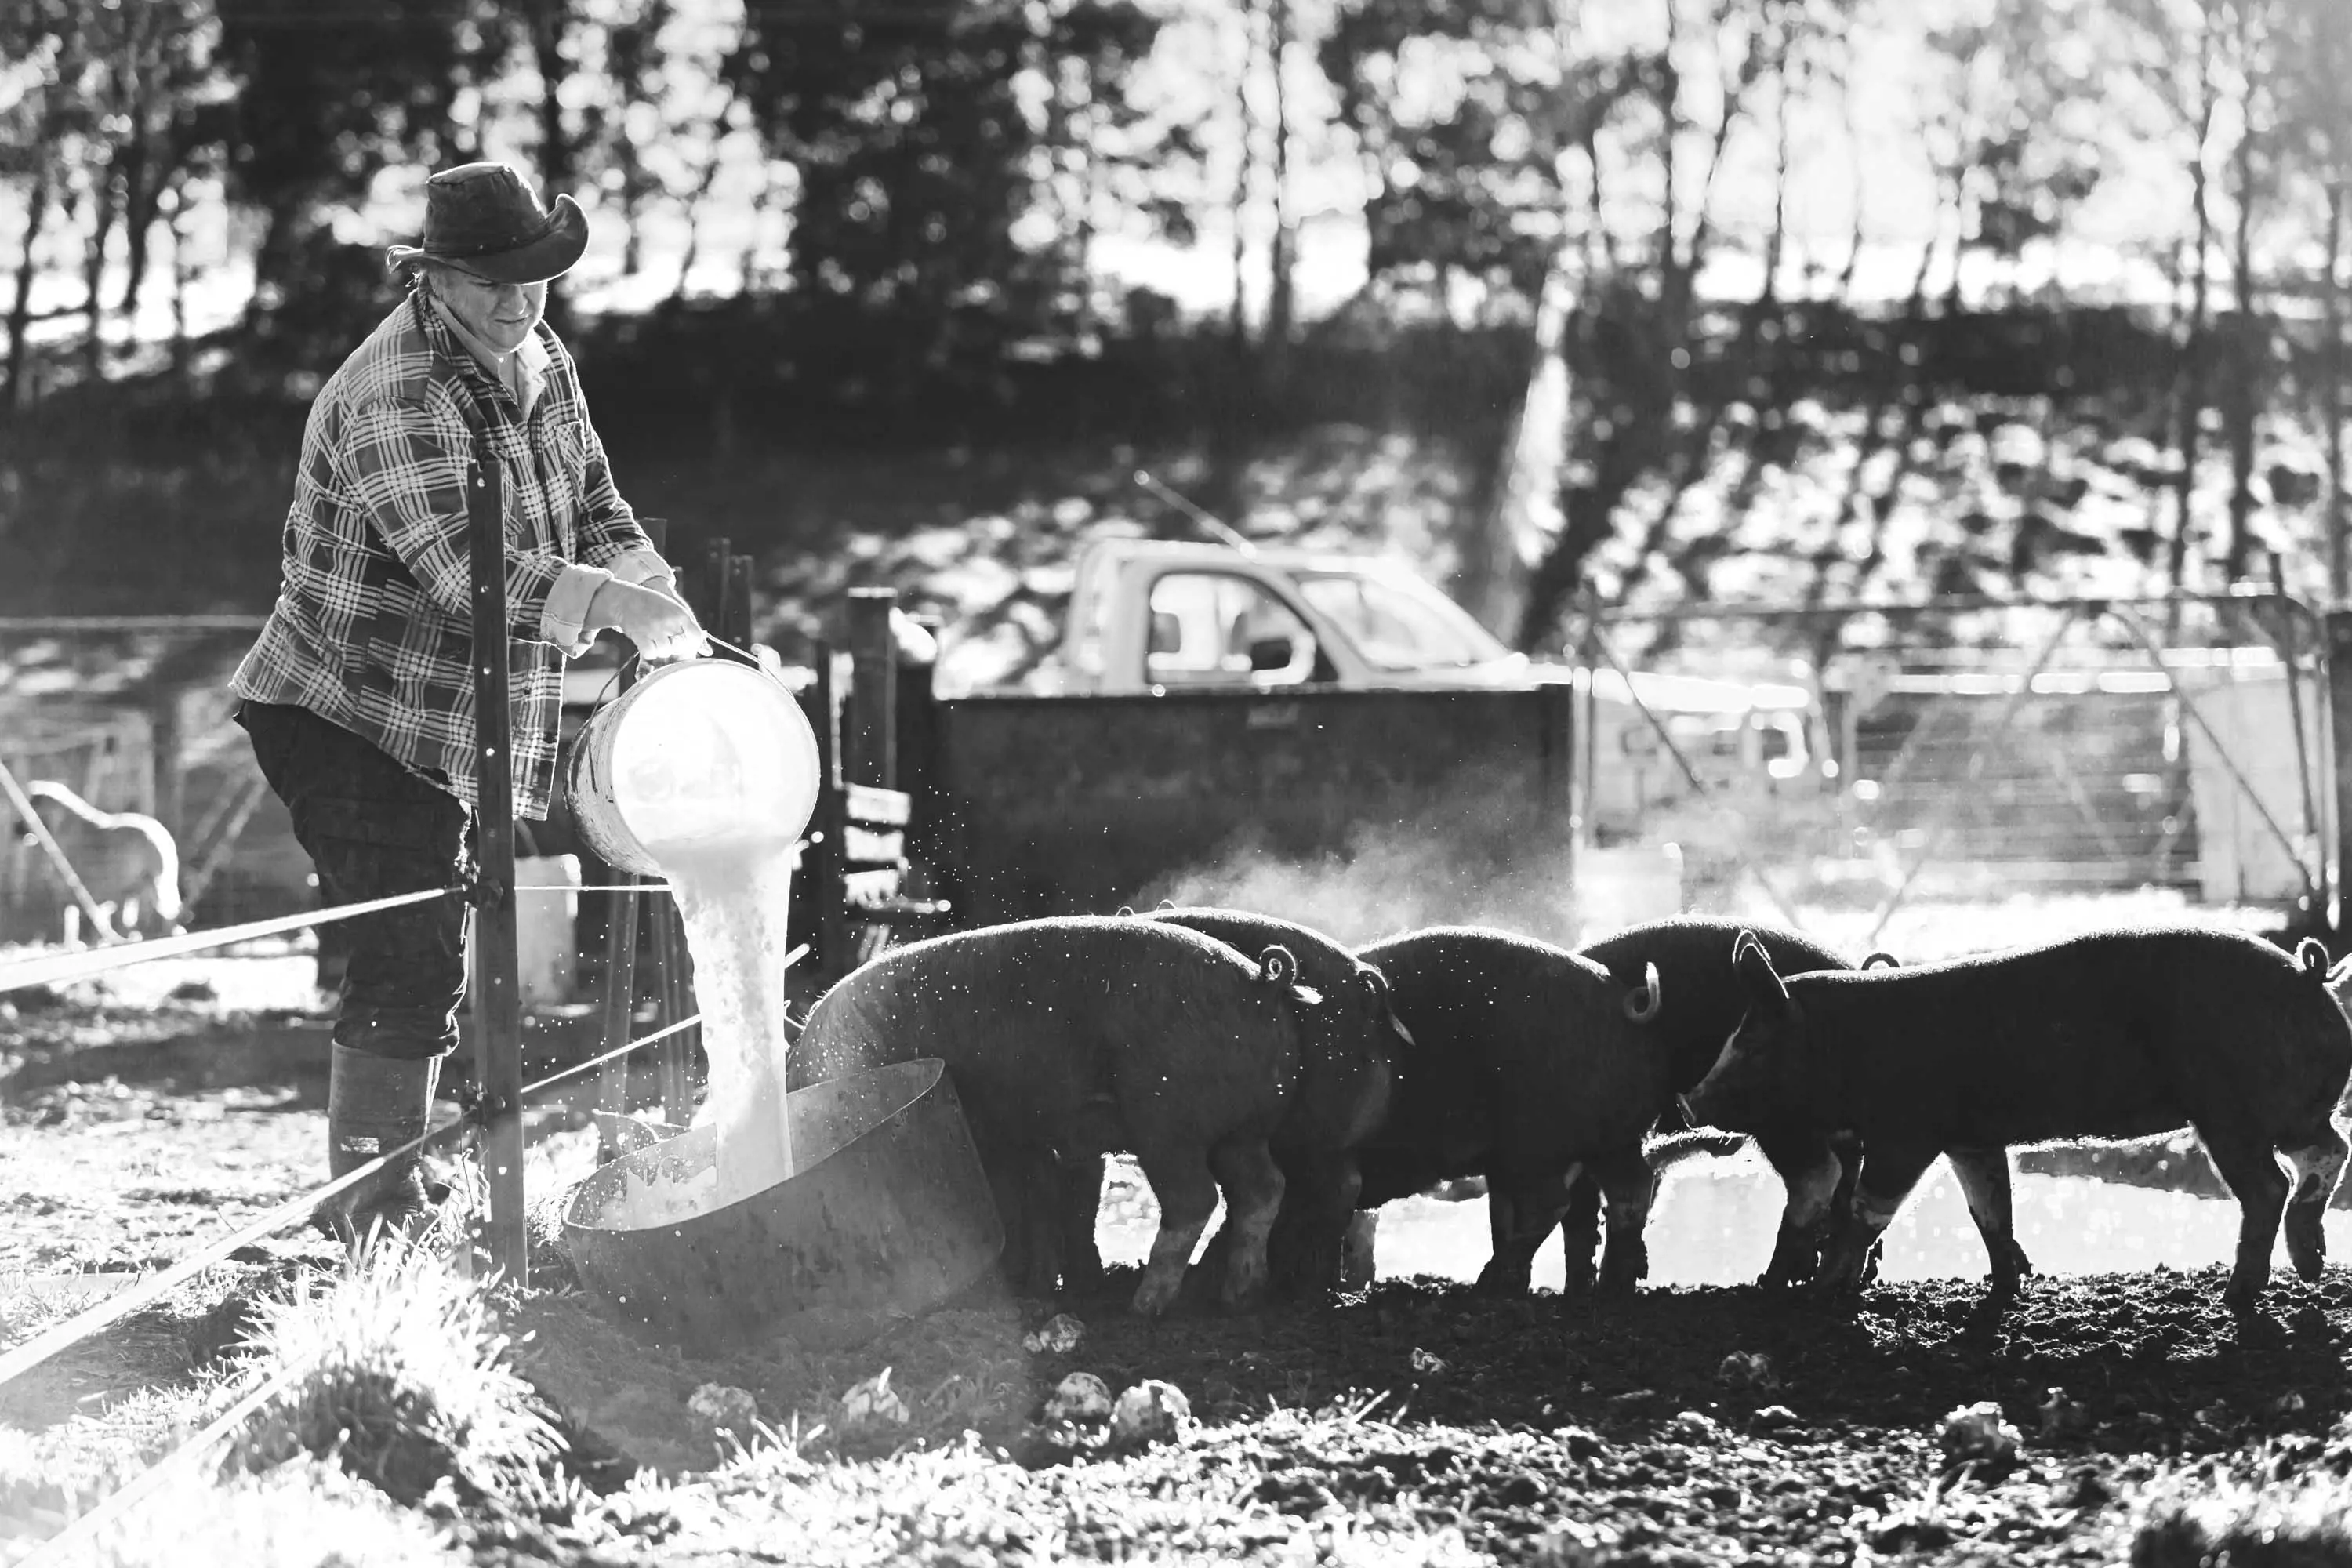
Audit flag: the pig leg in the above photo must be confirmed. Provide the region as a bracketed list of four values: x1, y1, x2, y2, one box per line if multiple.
[2280, 1122, 2348, 1281]
[1338, 1210, 1378, 1292]
[1056, 1152, 1109, 1297]
[978, 1141, 1044, 1296]
[1265, 1150, 1360, 1299]
[1127, 1141, 1221, 1318]
[1592, 1145, 1661, 1298]
[1556, 1171, 1603, 1300]
[1946, 1146, 2031, 1300]
[1025, 1152, 1073, 1298]
[1817, 1140, 1940, 1304]
[1754, 1131, 1842, 1288]
[2194, 1120, 2292, 1315]
[1207, 1138, 1287, 1309]
[1478, 1166, 1581, 1296]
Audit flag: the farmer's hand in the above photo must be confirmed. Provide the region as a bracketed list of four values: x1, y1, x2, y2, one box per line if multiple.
[590, 578, 709, 663]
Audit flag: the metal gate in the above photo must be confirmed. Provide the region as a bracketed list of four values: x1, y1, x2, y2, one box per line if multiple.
[1567, 591, 2331, 952]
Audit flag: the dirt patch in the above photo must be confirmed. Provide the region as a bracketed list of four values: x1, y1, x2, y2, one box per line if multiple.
[494, 1261, 2352, 1565]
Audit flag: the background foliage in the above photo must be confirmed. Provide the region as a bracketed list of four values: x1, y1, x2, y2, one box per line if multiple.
[5, 0, 2350, 657]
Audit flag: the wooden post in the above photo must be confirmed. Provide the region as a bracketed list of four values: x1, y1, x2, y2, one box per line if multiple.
[466, 436, 527, 1285]
[594, 517, 666, 1131]
[655, 902, 694, 1125]
[728, 553, 756, 650]
[2327, 612, 2352, 933]
[847, 587, 898, 789]
[593, 653, 647, 1139]
[812, 645, 851, 984]
[149, 687, 184, 848]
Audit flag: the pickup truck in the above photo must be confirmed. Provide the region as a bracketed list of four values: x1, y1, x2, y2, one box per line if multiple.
[894, 537, 1817, 938]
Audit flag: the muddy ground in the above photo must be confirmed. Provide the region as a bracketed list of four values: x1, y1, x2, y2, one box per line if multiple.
[8, 972, 2352, 1566]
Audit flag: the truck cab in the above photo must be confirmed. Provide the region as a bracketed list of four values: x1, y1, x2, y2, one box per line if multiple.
[1037, 539, 1538, 695]
[1022, 536, 1815, 831]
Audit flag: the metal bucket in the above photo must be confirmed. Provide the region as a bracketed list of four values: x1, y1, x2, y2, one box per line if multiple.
[562, 1059, 1005, 1352]
[567, 659, 822, 877]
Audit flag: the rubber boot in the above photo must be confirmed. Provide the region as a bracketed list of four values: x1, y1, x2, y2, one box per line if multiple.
[317, 1044, 447, 1248]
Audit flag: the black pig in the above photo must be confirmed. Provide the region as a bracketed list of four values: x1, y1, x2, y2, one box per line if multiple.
[1348, 925, 1667, 1298]
[1572, 917, 2017, 1293]
[787, 916, 1323, 1316]
[1685, 926, 2352, 1315]
[1049, 906, 1411, 1301]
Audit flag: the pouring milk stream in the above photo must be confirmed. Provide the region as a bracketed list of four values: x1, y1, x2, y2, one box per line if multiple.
[568, 659, 822, 1221]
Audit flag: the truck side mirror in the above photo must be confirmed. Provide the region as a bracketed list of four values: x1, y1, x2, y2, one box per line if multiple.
[1248, 635, 1298, 674]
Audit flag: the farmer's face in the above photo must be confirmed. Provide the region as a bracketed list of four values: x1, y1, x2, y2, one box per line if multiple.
[432, 266, 546, 355]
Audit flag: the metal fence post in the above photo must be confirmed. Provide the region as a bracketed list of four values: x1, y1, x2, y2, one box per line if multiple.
[2327, 612, 2352, 933]
[466, 435, 527, 1285]
[847, 588, 898, 789]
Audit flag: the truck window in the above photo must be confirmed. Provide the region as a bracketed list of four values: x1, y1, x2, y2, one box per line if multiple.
[1145, 572, 1319, 687]
[1294, 571, 1508, 671]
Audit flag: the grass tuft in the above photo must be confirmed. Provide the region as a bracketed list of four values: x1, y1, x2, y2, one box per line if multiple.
[232, 1238, 566, 1511]
[36, 1457, 463, 1568]
[2131, 1473, 2352, 1567]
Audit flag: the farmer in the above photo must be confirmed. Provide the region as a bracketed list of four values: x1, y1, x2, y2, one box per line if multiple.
[230, 162, 707, 1242]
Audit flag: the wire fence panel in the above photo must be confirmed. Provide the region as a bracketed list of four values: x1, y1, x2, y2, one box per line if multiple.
[1575, 593, 2330, 940]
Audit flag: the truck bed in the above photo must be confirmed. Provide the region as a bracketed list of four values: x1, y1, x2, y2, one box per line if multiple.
[920, 684, 1576, 927]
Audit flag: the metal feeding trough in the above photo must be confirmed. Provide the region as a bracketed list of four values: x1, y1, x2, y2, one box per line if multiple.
[563, 1059, 1004, 1353]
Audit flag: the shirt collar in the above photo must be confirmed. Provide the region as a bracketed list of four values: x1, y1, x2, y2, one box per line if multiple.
[426, 290, 550, 419]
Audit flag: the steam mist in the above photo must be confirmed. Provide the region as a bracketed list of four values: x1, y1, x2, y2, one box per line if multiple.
[1134, 781, 1683, 949]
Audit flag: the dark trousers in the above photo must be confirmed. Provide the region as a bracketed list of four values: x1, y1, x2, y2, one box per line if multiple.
[237, 701, 471, 1062]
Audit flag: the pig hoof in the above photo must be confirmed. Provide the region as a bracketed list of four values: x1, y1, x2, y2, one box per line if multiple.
[1218, 1271, 1269, 1312]
[1472, 1265, 1530, 1298]
[1130, 1276, 1184, 1318]
[2285, 1224, 2327, 1281]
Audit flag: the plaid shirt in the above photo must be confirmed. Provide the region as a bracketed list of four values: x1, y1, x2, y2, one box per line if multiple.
[234, 289, 658, 819]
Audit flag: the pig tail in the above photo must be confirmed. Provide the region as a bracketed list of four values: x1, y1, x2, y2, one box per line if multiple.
[2297, 936, 2332, 977]
[1621, 960, 1663, 1022]
[1256, 945, 1299, 987]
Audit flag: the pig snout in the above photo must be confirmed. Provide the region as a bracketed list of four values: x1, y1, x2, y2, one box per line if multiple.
[1681, 1033, 1766, 1131]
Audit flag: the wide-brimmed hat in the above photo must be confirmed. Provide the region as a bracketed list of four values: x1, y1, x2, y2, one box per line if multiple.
[384, 162, 588, 285]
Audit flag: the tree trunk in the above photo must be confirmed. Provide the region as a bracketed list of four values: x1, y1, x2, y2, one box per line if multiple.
[1462, 269, 1570, 638]
[2167, 15, 2218, 598]
[531, 2, 575, 334]
[1228, 0, 1257, 353]
[2327, 182, 2347, 604]
[82, 155, 122, 381]
[2221, 5, 2262, 584]
[5, 166, 53, 418]
[167, 177, 190, 379]
[1263, 0, 1296, 387]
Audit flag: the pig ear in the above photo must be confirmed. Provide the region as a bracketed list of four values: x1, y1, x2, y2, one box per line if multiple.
[1732, 931, 1789, 1007]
